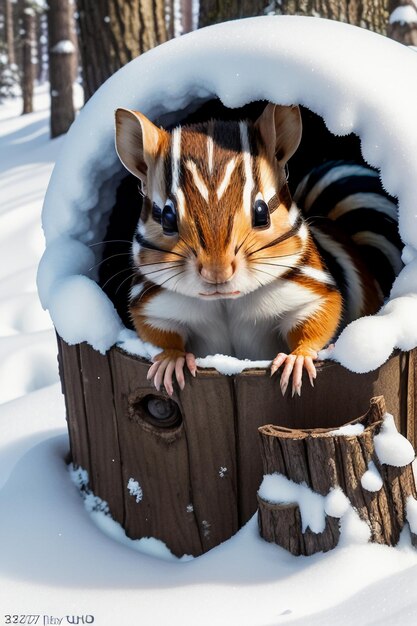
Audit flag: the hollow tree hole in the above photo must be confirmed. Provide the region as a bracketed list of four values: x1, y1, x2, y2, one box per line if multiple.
[129, 394, 183, 430]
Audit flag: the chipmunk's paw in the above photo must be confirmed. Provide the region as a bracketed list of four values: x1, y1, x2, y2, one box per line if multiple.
[270, 350, 317, 397]
[147, 350, 197, 396]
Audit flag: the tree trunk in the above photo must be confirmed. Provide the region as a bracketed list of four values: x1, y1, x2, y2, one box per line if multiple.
[167, 0, 175, 38]
[257, 396, 417, 556]
[47, 0, 76, 138]
[387, 0, 417, 45]
[20, 1, 35, 115]
[69, 0, 79, 84]
[36, 10, 48, 83]
[271, 0, 389, 35]
[76, 0, 169, 101]
[181, 0, 193, 33]
[199, 0, 269, 27]
[5, 0, 16, 66]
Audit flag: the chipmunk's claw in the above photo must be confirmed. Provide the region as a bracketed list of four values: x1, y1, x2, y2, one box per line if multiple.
[147, 352, 196, 395]
[271, 352, 317, 397]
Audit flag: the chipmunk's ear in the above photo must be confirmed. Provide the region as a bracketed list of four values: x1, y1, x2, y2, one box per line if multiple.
[114, 108, 168, 182]
[255, 103, 302, 165]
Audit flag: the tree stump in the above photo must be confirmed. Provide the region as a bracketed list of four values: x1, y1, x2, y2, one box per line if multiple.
[258, 396, 417, 556]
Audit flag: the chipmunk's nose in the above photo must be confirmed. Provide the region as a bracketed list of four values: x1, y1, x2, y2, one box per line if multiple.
[200, 263, 235, 284]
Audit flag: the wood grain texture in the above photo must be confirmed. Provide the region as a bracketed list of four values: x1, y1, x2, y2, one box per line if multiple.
[109, 348, 203, 557]
[257, 498, 340, 556]
[59, 333, 417, 557]
[178, 369, 239, 552]
[78, 343, 125, 524]
[57, 339, 92, 476]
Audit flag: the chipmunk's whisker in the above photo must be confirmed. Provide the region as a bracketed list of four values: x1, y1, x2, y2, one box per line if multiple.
[101, 266, 133, 290]
[136, 270, 187, 300]
[88, 239, 132, 247]
[88, 252, 132, 273]
[251, 263, 295, 282]
[115, 272, 137, 295]
[235, 231, 252, 255]
[138, 259, 184, 268]
[250, 249, 302, 262]
[136, 235, 188, 259]
[158, 270, 186, 290]
[140, 264, 185, 277]
[252, 260, 297, 268]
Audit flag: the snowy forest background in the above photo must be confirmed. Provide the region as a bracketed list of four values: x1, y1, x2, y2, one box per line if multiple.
[0, 0, 416, 135]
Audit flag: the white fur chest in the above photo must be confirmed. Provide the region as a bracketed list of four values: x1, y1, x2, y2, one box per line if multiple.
[142, 279, 322, 359]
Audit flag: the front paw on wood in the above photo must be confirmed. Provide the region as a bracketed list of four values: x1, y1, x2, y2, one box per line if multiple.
[147, 350, 197, 396]
[270, 351, 317, 398]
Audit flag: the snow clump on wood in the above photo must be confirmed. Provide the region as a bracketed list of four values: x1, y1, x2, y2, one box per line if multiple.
[374, 413, 415, 467]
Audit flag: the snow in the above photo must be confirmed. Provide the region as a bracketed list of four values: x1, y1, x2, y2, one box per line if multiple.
[374, 413, 415, 467]
[324, 487, 350, 519]
[361, 461, 384, 492]
[389, 5, 417, 25]
[196, 354, 271, 374]
[116, 328, 271, 374]
[127, 477, 143, 503]
[4, 44, 417, 626]
[36, 15, 417, 374]
[407, 496, 417, 534]
[329, 423, 365, 436]
[259, 473, 331, 533]
[258, 474, 370, 541]
[50, 40, 76, 54]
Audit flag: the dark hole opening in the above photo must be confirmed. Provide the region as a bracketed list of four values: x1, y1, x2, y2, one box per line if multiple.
[130, 394, 183, 430]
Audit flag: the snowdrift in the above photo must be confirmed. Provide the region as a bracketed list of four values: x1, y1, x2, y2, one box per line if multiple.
[38, 15, 417, 373]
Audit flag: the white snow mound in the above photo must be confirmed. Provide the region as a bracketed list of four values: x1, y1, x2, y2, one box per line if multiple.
[38, 16, 417, 371]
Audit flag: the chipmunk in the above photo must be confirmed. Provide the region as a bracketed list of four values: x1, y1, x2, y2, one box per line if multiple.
[114, 104, 401, 397]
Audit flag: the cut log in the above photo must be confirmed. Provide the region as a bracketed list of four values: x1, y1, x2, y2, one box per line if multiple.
[258, 396, 417, 556]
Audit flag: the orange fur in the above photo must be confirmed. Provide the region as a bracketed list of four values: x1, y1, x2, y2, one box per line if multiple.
[287, 290, 343, 356]
[132, 314, 185, 355]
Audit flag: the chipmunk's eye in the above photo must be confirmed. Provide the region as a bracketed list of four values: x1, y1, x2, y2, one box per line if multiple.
[152, 203, 162, 223]
[253, 198, 270, 229]
[162, 200, 178, 236]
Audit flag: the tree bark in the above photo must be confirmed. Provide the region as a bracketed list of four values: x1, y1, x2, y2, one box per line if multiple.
[181, 0, 193, 33]
[270, 0, 389, 35]
[387, 0, 417, 45]
[47, 0, 76, 138]
[258, 396, 417, 556]
[167, 0, 175, 38]
[20, 1, 35, 115]
[76, 0, 169, 101]
[198, 0, 269, 28]
[5, 0, 16, 66]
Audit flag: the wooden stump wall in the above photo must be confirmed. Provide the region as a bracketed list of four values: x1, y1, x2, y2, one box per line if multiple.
[57, 335, 417, 557]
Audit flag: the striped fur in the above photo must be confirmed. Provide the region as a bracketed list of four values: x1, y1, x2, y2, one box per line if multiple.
[114, 106, 401, 367]
[294, 160, 402, 325]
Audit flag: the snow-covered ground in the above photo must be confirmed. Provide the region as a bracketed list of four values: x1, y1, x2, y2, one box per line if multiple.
[3, 86, 417, 626]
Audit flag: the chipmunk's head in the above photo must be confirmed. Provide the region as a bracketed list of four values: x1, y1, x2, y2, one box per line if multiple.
[115, 103, 304, 299]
